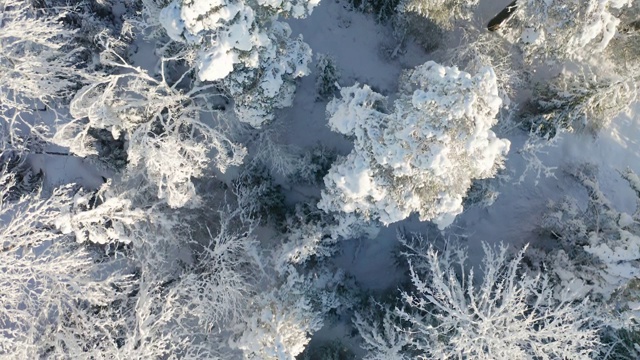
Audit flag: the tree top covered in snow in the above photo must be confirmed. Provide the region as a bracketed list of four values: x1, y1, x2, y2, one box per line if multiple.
[319, 61, 510, 230]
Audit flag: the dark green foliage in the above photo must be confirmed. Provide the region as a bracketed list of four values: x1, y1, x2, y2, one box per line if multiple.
[315, 54, 341, 101]
[463, 173, 505, 209]
[298, 340, 357, 360]
[348, 0, 401, 23]
[0, 150, 43, 201]
[234, 163, 288, 228]
[599, 326, 640, 360]
[289, 144, 338, 185]
[88, 128, 128, 171]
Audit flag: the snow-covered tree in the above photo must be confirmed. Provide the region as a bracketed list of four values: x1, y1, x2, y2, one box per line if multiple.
[444, 29, 525, 102]
[525, 68, 638, 137]
[0, 0, 86, 145]
[0, 170, 133, 357]
[541, 166, 640, 327]
[319, 61, 510, 230]
[391, 0, 478, 51]
[510, 0, 633, 64]
[355, 236, 599, 359]
[158, 0, 318, 127]
[55, 47, 246, 207]
[397, 0, 478, 30]
[231, 267, 341, 359]
[0, 0, 82, 104]
[315, 53, 341, 101]
[274, 201, 341, 273]
[607, 2, 640, 68]
[353, 303, 412, 360]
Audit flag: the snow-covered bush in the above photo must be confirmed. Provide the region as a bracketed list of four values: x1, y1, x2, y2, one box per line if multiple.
[511, 0, 633, 64]
[541, 166, 640, 327]
[0, 150, 43, 201]
[391, 0, 478, 51]
[158, 0, 318, 126]
[319, 61, 510, 230]
[315, 54, 341, 101]
[231, 267, 341, 359]
[355, 237, 599, 359]
[85, 128, 128, 170]
[249, 126, 305, 177]
[350, 0, 400, 23]
[54, 182, 147, 245]
[55, 48, 246, 207]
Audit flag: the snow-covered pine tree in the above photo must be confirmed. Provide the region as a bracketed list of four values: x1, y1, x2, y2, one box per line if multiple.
[315, 54, 341, 101]
[524, 68, 638, 138]
[508, 0, 633, 64]
[157, 0, 319, 127]
[318, 61, 510, 230]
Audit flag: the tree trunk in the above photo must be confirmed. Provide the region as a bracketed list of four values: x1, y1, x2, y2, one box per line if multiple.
[488, 1, 518, 31]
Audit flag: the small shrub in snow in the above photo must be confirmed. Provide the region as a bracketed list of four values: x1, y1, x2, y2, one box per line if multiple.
[541, 166, 640, 327]
[355, 236, 599, 359]
[315, 54, 341, 101]
[318, 61, 510, 230]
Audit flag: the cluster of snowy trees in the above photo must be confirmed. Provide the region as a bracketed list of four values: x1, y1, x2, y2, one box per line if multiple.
[1, 0, 640, 358]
